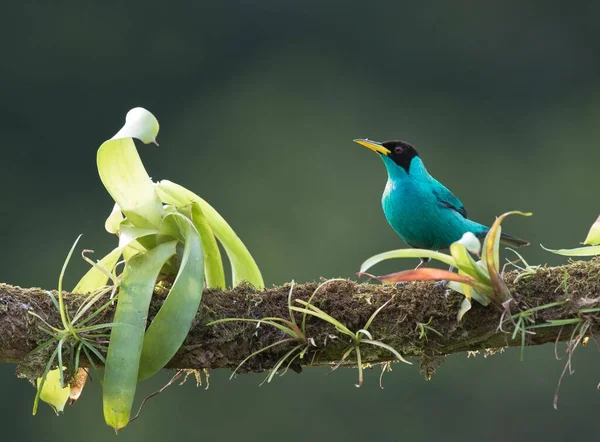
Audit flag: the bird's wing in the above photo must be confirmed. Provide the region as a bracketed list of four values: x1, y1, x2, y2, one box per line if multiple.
[432, 182, 468, 219]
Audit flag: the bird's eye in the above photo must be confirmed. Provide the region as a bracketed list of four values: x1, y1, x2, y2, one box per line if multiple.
[394, 146, 404, 154]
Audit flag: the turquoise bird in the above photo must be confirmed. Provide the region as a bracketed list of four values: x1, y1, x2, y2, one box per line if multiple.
[354, 139, 528, 267]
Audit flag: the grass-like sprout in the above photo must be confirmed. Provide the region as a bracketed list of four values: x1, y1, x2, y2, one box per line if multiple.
[415, 317, 443, 342]
[503, 248, 541, 283]
[290, 288, 411, 387]
[208, 278, 410, 386]
[207, 281, 313, 385]
[498, 269, 600, 407]
[29, 236, 118, 414]
[501, 300, 567, 362]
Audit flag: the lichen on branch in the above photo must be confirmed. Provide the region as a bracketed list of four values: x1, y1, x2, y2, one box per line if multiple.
[1, 258, 599, 382]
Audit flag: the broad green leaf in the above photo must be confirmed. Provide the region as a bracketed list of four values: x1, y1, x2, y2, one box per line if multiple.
[98, 137, 164, 229]
[37, 368, 70, 415]
[156, 180, 263, 288]
[457, 297, 472, 322]
[137, 213, 204, 381]
[73, 247, 122, 294]
[74, 218, 161, 294]
[105, 204, 124, 234]
[470, 289, 491, 306]
[359, 249, 456, 273]
[103, 240, 177, 431]
[449, 242, 490, 285]
[446, 281, 491, 306]
[98, 109, 163, 230]
[119, 222, 159, 249]
[192, 202, 226, 288]
[584, 215, 600, 245]
[542, 244, 600, 257]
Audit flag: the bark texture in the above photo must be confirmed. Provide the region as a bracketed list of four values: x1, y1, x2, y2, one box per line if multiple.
[1, 258, 599, 381]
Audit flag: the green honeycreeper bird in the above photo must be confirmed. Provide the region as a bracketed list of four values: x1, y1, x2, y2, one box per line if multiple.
[354, 139, 528, 266]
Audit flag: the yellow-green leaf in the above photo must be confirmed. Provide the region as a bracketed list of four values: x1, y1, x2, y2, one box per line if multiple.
[98, 137, 164, 229]
[359, 249, 456, 273]
[192, 202, 225, 288]
[541, 244, 600, 257]
[37, 368, 70, 415]
[138, 213, 204, 381]
[73, 247, 122, 294]
[484, 211, 531, 304]
[449, 242, 490, 285]
[156, 180, 263, 288]
[105, 204, 124, 234]
[584, 215, 600, 245]
[103, 240, 177, 431]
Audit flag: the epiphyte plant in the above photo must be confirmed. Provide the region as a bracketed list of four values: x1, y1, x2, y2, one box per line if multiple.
[32, 108, 263, 431]
[359, 211, 532, 321]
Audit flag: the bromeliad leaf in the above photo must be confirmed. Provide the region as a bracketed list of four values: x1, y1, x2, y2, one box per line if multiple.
[483, 211, 531, 304]
[192, 202, 225, 288]
[137, 213, 204, 381]
[156, 180, 264, 288]
[103, 240, 177, 431]
[37, 368, 70, 415]
[98, 108, 164, 229]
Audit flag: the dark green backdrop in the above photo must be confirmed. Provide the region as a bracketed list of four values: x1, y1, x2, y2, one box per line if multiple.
[1, 2, 599, 441]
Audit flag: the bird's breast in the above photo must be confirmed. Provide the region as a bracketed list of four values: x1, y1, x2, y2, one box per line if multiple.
[381, 178, 461, 249]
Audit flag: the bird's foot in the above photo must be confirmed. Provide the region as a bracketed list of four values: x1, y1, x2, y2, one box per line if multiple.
[395, 281, 409, 288]
[414, 257, 431, 270]
[434, 280, 448, 289]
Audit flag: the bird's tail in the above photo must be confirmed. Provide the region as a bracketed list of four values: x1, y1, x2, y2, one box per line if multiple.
[470, 221, 529, 248]
[499, 232, 529, 248]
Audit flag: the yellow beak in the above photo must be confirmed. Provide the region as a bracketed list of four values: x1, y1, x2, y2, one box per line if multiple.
[353, 139, 390, 155]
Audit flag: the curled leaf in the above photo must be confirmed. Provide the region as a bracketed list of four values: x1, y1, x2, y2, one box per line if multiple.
[105, 204, 124, 234]
[449, 242, 490, 285]
[112, 107, 159, 145]
[584, 215, 600, 246]
[457, 298, 472, 322]
[69, 368, 88, 405]
[37, 368, 70, 415]
[456, 232, 481, 255]
[484, 211, 531, 304]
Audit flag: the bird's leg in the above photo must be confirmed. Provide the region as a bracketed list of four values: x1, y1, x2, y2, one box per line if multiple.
[434, 265, 456, 289]
[395, 257, 430, 288]
[415, 257, 431, 270]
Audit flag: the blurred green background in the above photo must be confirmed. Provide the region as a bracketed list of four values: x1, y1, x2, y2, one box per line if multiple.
[1, 1, 599, 441]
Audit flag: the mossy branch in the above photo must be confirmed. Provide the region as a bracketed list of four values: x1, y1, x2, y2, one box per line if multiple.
[1, 259, 599, 381]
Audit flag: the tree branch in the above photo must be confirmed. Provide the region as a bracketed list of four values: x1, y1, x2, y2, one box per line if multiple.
[1, 259, 599, 381]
